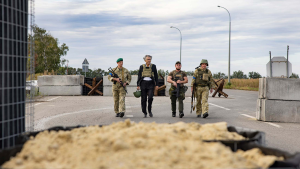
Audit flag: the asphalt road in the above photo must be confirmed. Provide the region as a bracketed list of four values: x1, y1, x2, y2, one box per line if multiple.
[33, 89, 300, 154]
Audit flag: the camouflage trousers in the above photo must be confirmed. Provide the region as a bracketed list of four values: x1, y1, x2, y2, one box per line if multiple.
[112, 87, 126, 114]
[195, 86, 209, 115]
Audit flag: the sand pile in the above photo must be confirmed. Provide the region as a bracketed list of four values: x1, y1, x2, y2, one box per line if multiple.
[3, 120, 283, 169]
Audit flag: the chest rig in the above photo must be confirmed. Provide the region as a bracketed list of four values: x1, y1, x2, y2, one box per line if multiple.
[195, 68, 210, 86]
[171, 71, 184, 87]
[142, 64, 154, 77]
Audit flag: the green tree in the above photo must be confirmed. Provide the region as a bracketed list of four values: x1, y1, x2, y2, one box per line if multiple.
[130, 69, 139, 75]
[248, 71, 262, 79]
[232, 70, 247, 79]
[290, 73, 299, 78]
[29, 25, 69, 73]
[213, 72, 227, 79]
[91, 68, 106, 77]
[157, 69, 167, 79]
[165, 70, 169, 76]
[185, 71, 194, 76]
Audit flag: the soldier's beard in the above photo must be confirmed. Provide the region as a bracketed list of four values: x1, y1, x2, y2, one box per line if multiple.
[176, 68, 181, 71]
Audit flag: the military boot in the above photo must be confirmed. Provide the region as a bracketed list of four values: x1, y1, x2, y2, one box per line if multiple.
[149, 112, 153, 117]
[197, 114, 201, 118]
[179, 112, 184, 118]
[203, 112, 209, 118]
[143, 113, 147, 118]
[116, 113, 120, 117]
[119, 112, 125, 118]
[172, 112, 176, 117]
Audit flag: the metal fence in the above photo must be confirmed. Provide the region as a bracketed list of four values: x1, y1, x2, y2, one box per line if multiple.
[0, 0, 35, 149]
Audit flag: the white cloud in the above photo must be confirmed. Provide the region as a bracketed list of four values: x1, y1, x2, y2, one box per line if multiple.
[35, 0, 300, 77]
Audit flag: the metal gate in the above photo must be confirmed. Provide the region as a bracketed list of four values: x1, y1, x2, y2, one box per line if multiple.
[0, 0, 35, 149]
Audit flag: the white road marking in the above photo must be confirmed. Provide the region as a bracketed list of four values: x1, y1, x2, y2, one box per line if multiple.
[126, 115, 133, 117]
[47, 96, 61, 102]
[126, 106, 132, 108]
[126, 110, 132, 112]
[241, 114, 256, 119]
[241, 114, 281, 128]
[265, 122, 281, 128]
[209, 103, 230, 110]
[35, 107, 111, 130]
[27, 97, 61, 108]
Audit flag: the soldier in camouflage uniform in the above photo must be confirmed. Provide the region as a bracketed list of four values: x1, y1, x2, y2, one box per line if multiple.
[167, 61, 188, 118]
[191, 59, 215, 118]
[108, 58, 132, 118]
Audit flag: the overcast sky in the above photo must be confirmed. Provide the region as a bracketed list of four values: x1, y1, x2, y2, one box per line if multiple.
[35, 0, 300, 76]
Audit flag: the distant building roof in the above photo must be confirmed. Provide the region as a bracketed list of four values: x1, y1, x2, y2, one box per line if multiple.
[82, 58, 89, 64]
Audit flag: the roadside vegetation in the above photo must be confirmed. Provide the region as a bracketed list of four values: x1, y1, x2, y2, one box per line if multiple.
[223, 79, 259, 91]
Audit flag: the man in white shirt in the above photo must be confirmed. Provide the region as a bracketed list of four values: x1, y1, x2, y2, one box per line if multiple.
[137, 55, 159, 118]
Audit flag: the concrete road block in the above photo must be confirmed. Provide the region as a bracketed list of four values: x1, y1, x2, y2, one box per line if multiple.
[258, 78, 300, 101]
[38, 75, 84, 86]
[39, 86, 82, 96]
[256, 99, 300, 123]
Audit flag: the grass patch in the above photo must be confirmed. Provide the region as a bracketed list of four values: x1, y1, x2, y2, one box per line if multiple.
[26, 73, 44, 81]
[222, 79, 259, 91]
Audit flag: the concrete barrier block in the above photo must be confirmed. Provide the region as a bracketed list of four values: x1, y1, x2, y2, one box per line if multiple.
[39, 86, 82, 96]
[256, 99, 300, 123]
[259, 78, 300, 100]
[38, 75, 84, 86]
[256, 99, 264, 120]
[258, 78, 266, 99]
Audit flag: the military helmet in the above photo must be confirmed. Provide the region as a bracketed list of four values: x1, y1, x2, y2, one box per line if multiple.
[200, 59, 209, 66]
[133, 90, 141, 98]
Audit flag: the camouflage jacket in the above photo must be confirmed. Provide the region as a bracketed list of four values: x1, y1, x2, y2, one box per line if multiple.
[108, 67, 132, 90]
[191, 68, 216, 89]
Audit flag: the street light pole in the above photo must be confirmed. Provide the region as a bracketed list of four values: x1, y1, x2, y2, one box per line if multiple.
[218, 6, 231, 83]
[170, 26, 182, 63]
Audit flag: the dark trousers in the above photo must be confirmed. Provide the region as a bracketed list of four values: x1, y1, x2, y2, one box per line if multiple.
[141, 81, 154, 114]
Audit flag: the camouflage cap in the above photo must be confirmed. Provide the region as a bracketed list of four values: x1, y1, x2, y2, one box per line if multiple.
[175, 61, 181, 65]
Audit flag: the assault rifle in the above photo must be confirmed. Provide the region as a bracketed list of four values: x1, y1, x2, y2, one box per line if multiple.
[171, 77, 180, 98]
[191, 83, 195, 114]
[108, 67, 128, 93]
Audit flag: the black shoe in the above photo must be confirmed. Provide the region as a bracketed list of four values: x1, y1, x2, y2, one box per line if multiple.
[116, 113, 120, 117]
[197, 114, 201, 118]
[120, 112, 125, 118]
[143, 113, 147, 118]
[179, 112, 184, 118]
[149, 112, 153, 117]
[172, 112, 176, 117]
[203, 112, 209, 118]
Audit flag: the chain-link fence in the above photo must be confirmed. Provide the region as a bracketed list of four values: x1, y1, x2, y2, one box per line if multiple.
[0, 0, 35, 150]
